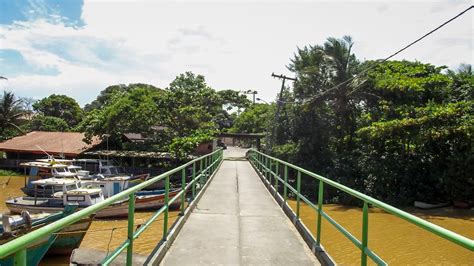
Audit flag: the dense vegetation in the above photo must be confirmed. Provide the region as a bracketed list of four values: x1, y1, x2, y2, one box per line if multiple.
[243, 36, 472, 206]
[0, 72, 250, 158]
[1, 36, 471, 205]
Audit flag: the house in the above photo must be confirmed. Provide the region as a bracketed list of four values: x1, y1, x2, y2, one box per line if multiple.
[0, 131, 102, 161]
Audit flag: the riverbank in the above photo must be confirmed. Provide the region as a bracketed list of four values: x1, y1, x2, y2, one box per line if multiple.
[1, 176, 472, 265]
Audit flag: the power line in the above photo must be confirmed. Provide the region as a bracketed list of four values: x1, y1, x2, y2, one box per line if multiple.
[302, 5, 473, 104]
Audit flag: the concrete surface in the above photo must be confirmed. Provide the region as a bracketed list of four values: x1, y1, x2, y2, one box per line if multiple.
[70, 248, 147, 265]
[161, 147, 320, 265]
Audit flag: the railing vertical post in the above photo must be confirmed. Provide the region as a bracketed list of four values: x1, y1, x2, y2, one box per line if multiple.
[317, 180, 323, 245]
[275, 161, 279, 192]
[163, 175, 169, 239]
[296, 171, 301, 219]
[191, 161, 196, 199]
[180, 168, 186, 215]
[268, 157, 271, 181]
[14, 249, 26, 266]
[126, 193, 135, 266]
[210, 153, 213, 173]
[199, 159, 204, 188]
[263, 156, 268, 179]
[361, 202, 369, 266]
[206, 155, 209, 181]
[258, 153, 262, 172]
[284, 164, 288, 203]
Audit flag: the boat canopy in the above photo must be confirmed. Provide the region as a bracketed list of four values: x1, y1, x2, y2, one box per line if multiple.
[19, 161, 70, 168]
[31, 178, 79, 186]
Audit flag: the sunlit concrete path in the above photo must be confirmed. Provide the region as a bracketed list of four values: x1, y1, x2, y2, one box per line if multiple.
[161, 147, 319, 265]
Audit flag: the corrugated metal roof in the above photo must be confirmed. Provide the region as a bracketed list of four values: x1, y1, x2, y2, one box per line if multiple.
[0, 131, 102, 156]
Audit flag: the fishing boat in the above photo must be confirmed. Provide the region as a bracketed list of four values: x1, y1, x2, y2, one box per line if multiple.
[6, 178, 129, 218]
[0, 206, 92, 265]
[83, 176, 181, 210]
[20, 161, 79, 197]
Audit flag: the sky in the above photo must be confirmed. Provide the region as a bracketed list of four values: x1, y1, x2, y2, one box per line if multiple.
[0, 0, 472, 106]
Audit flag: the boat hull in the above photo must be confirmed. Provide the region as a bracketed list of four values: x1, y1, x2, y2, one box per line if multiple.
[0, 234, 57, 266]
[48, 217, 93, 255]
[136, 190, 181, 210]
[6, 189, 182, 218]
[6, 201, 129, 219]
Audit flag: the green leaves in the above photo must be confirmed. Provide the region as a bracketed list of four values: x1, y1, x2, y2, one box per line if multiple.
[229, 103, 274, 134]
[33, 94, 83, 127]
[31, 115, 69, 132]
[78, 72, 243, 159]
[0, 91, 26, 136]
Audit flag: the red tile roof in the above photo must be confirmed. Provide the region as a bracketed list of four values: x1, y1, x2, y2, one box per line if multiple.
[0, 131, 102, 157]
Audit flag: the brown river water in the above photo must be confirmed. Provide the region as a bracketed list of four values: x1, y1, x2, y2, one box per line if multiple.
[1, 176, 473, 265]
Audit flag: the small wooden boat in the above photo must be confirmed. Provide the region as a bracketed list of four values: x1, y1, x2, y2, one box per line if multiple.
[135, 189, 181, 210]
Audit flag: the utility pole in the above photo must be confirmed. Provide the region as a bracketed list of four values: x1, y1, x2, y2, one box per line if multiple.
[269, 73, 297, 150]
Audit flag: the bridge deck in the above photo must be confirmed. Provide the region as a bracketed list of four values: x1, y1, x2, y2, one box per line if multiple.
[161, 147, 319, 265]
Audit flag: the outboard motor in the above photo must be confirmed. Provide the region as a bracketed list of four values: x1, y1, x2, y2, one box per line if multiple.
[2, 210, 32, 234]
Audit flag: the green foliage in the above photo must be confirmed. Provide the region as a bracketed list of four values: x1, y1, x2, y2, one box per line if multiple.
[78, 85, 165, 147]
[217, 89, 251, 110]
[84, 83, 161, 111]
[229, 103, 274, 133]
[0, 91, 26, 140]
[270, 35, 473, 205]
[79, 73, 241, 159]
[33, 94, 83, 127]
[31, 115, 69, 131]
[169, 128, 217, 158]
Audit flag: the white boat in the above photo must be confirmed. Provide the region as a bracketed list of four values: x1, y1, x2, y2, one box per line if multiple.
[6, 178, 129, 218]
[20, 161, 79, 197]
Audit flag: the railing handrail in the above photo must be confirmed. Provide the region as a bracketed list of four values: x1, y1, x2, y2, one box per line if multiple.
[249, 149, 474, 251]
[0, 148, 223, 259]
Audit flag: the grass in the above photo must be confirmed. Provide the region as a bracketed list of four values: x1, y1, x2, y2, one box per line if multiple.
[0, 169, 21, 176]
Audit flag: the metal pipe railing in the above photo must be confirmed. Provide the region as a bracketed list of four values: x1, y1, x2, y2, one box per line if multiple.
[0, 148, 224, 265]
[248, 149, 473, 266]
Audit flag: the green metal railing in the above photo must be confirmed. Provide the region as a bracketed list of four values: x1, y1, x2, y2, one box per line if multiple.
[0, 148, 224, 266]
[248, 149, 474, 266]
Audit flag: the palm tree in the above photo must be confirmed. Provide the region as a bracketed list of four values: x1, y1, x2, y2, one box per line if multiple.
[296, 36, 359, 143]
[0, 91, 26, 135]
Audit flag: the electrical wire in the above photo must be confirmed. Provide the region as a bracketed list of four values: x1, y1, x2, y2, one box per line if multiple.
[299, 5, 474, 104]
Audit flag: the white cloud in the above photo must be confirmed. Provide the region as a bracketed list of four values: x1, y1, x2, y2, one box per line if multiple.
[0, 1, 472, 105]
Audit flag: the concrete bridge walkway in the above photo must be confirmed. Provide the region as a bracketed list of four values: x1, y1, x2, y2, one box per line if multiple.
[161, 147, 319, 265]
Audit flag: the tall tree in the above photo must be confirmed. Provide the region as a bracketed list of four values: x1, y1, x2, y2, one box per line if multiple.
[0, 91, 26, 136]
[284, 36, 361, 187]
[33, 94, 83, 127]
[84, 83, 161, 111]
[230, 103, 274, 133]
[78, 85, 165, 147]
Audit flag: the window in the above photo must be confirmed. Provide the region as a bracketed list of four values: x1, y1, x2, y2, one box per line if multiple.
[90, 193, 101, 199]
[67, 195, 85, 201]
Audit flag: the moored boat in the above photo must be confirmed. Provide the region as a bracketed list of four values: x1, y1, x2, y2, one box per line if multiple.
[135, 189, 181, 210]
[6, 178, 129, 218]
[20, 161, 79, 197]
[0, 206, 92, 265]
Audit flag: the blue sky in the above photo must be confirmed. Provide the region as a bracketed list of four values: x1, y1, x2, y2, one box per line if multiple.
[0, 0, 472, 106]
